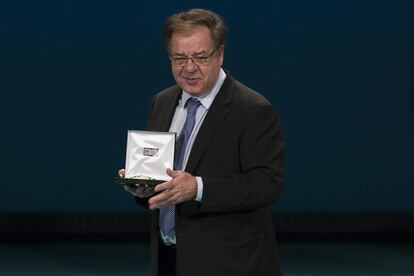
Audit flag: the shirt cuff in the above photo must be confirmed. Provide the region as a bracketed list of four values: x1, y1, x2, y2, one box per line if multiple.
[195, 176, 203, 202]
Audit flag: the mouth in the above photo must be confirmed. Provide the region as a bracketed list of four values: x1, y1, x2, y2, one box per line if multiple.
[182, 76, 201, 86]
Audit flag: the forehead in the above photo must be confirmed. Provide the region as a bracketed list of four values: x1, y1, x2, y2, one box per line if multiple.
[170, 25, 214, 54]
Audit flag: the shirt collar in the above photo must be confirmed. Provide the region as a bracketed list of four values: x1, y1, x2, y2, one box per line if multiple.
[181, 68, 227, 110]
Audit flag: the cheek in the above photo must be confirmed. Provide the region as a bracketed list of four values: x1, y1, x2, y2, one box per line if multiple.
[205, 66, 218, 82]
[171, 67, 181, 79]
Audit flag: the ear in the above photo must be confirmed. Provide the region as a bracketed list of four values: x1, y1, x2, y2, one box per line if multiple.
[218, 45, 225, 66]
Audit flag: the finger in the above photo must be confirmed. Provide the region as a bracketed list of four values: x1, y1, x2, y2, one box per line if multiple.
[150, 197, 176, 210]
[166, 168, 181, 178]
[154, 181, 173, 193]
[118, 168, 125, 177]
[148, 192, 172, 209]
[149, 201, 169, 210]
[149, 198, 168, 210]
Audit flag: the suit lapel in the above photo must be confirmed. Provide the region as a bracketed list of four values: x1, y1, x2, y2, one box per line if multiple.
[156, 87, 181, 132]
[185, 75, 235, 173]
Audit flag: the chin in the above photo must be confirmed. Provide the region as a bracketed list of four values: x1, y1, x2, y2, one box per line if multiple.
[180, 85, 204, 95]
[186, 89, 202, 95]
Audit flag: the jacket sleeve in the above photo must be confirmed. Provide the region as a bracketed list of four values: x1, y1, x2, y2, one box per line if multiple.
[199, 103, 285, 212]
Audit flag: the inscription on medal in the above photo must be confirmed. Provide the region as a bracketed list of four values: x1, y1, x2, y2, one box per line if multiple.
[143, 147, 159, 157]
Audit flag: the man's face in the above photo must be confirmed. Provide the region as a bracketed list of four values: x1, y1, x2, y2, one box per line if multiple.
[169, 26, 224, 96]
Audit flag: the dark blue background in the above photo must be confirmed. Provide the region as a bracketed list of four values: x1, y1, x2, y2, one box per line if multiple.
[1, 0, 413, 212]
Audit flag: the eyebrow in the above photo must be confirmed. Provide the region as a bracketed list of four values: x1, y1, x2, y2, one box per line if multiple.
[173, 50, 208, 57]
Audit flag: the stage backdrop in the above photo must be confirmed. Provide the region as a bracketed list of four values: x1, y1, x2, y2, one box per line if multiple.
[1, 0, 413, 214]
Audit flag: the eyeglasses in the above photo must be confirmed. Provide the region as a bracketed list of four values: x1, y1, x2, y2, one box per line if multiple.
[170, 47, 218, 66]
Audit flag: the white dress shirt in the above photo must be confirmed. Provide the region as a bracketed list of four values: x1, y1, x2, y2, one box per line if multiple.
[161, 68, 226, 245]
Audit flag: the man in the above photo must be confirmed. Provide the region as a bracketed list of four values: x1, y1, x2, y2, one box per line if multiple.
[120, 8, 284, 276]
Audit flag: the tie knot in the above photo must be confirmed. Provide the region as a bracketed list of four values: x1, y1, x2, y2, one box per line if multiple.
[185, 97, 201, 110]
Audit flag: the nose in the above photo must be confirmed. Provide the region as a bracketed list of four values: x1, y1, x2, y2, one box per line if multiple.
[183, 58, 198, 72]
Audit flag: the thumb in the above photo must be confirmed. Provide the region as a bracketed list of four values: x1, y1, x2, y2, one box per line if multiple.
[118, 168, 125, 177]
[166, 168, 180, 178]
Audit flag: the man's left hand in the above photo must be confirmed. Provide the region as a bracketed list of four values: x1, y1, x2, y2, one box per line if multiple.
[148, 168, 197, 210]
